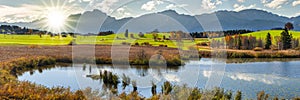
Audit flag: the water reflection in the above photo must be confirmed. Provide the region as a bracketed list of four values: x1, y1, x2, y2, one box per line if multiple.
[17, 59, 300, 99]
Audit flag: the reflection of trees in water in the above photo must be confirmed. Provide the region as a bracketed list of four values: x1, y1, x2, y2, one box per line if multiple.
[21, 65, 55, 76]
[89, 65, 92, 74]
[82, 64, 86, 71]
[134, 66, 149, 77]
[279, 62, 289, 77]
[131, 65, 180, 77]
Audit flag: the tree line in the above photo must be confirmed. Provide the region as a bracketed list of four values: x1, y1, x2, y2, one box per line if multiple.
[211, 22, 299, 50]
[190, 30, 253, 38]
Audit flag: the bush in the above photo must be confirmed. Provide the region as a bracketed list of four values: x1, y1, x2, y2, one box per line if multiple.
[121, 42, 130, 45]
[0, 81, 86, 99]
[162, 81, 173, 95]
[197, 42, 208, 46]
[68, 39, 76, 45]
[134, 42, 139, 46]
[234, 90, 242, 100]
[227, 51, 255, 58]
[159, 44, 165, 47]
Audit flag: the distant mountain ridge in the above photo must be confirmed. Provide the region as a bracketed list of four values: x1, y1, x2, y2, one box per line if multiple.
[1, 9, 300, 33]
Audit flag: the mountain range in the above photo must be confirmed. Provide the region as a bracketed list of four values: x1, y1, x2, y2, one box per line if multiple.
[1, 9, 300, 34]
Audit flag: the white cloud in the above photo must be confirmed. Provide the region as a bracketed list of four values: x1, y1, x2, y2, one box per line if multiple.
[82, 0, 92, 2]
[166, 4, 188, 9]
[292, 0, 300, 6]
[233, 4, 256, 11]
[116, 7, 131, 17]
[68, 0, 76, 3]
[261, 0, 268, 3]
[201, 0, 222, 10]
[237, 0, 245, 3]
[93, 0, 119, 14]
[262, 0, 288, 9]
[228, 73, 287, 85]
[141, 0, 164, 11]
[0, 4, 44, 23]
[203, 70, 212, 78]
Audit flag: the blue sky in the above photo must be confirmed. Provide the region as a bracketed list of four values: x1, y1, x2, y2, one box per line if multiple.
[0, 0, 300, 23]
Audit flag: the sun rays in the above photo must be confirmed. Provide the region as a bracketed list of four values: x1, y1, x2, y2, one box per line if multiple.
[36, 0, 78, 34]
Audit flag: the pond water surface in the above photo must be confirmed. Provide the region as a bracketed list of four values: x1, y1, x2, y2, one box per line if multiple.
[18, 58, 300, 99]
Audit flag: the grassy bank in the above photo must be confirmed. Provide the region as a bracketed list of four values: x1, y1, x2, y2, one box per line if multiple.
[0, 56, 86, 99]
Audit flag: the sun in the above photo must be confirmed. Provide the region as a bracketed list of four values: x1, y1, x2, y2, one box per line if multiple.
[36, 0, 77, 34]
[47, 10, 66, 30]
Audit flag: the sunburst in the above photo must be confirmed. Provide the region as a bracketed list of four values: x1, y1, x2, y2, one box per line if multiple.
[36, 0, 78, 34]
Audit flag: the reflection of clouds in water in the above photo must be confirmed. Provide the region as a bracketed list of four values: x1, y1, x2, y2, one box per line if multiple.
[203, 70, 212, 78]
[229, 73, 256, 81]
[163, 74, 180, 82]
[227, 73, 288, 85]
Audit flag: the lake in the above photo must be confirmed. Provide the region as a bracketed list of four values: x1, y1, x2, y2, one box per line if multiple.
[18, 58, 300, 99]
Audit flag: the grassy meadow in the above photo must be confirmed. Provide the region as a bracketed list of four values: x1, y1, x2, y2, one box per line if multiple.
[0, 33, 210, 50]
[0, 30, 300, 51]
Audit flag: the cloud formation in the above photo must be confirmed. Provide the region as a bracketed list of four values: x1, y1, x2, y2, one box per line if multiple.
[141, 0, 164, 11]
[237, 0, 245, 3]
[116, 7, 131, 18]
[233, 4, 256, 11]
[292, 0, 300, 6]
[262, 0, 288, 9]
[93, 0, 119, 14]
[0, 4, 44, 23]
[201, 0, 222, 10]
[166, 4, 188, 9]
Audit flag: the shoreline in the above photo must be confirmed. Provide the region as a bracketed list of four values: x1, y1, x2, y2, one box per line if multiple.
[0, 45, 300, 99]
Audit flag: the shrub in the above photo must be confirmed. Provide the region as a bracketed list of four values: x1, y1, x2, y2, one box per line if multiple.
[143, 42, 150, 46]
[257, 91, 269, 100]
[151, 82, 157, 95]
[188, 88, 202, 100]
[159, 44, 165, 47]
[68, 39, 76, 45]
[162, 81, 173, 95]
[121, 42, 130, 45]
[234, 90, 242, 100]
[0, 81, 86, 99]
[138, 32, 145, 37]
[197, 42, 208, 46]
[134, 42, 139, 46]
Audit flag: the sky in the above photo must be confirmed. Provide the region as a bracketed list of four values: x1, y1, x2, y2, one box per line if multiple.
[0, 0, 300, 23]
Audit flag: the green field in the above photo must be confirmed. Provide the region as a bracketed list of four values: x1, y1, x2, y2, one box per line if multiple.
[1, 30, 299, 50]
[242, 30, 300, 39]
[0, 33, 208, 50]
[0, 34, 73, 45]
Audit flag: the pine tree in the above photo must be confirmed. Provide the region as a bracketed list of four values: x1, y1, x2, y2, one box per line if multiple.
[124, 29, 128, 38]
[265, 33, 272, 49]
[281, 30, 292, 50]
